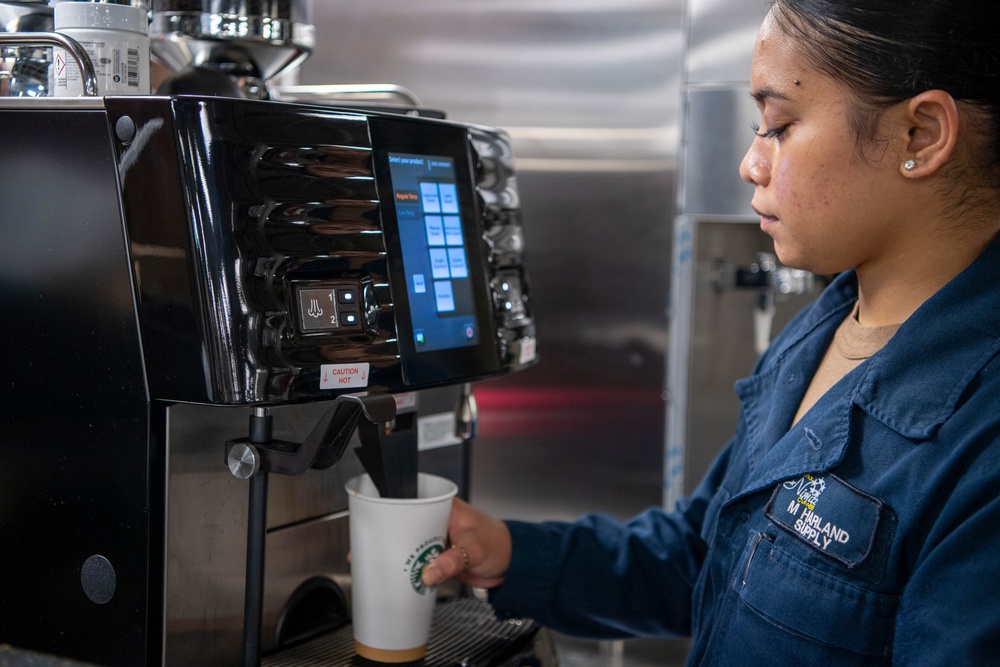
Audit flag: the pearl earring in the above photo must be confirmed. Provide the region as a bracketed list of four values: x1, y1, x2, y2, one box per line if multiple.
[904, 159, 916, 171]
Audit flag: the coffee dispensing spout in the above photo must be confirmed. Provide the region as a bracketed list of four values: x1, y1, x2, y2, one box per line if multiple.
[225, 391, 416, 667]
[714, 252, 815, 355]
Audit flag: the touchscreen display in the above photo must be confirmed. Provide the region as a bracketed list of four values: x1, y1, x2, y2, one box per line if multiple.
[386, 152, 479, 354]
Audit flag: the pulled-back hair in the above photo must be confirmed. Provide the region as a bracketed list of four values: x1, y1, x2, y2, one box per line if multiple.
[771, 0, 1000, 183]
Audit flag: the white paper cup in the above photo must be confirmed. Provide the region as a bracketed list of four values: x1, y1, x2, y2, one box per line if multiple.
[346, 473, 457, 662]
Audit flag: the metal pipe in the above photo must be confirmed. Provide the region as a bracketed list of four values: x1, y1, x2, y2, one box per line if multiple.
[0, 32, 98, 96]
[242, 469, 268, 667]
[270, 83, 423, 107]
[242, 407, 272, 667]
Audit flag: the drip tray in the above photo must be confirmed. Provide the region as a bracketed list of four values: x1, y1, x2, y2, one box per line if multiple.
[263, 597, 554, 667]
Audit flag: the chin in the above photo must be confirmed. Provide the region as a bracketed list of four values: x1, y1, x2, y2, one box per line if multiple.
[777, 251, 844, 279]
[772, 245, 812, 273]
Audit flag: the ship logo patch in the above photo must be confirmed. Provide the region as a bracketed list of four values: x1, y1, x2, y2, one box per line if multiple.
[766, 473, 882, 567]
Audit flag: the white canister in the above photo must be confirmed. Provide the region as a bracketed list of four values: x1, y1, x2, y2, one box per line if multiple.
[52, 2, 150, 96]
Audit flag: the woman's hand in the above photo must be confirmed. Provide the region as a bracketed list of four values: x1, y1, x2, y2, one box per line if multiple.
[421, 498, 512, 589]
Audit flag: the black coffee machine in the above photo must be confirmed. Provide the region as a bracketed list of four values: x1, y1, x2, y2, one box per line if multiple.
[0, 75, 542, 667]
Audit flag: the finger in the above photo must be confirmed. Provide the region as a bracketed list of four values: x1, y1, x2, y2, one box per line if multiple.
[421, 547, 467, 586]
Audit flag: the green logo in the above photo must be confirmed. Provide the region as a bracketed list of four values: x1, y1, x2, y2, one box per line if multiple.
[405, 538, 444, 594]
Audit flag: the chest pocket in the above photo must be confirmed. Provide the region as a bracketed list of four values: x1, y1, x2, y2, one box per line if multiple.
[766, 473, 882, 567]
[735, 532, 899, 658]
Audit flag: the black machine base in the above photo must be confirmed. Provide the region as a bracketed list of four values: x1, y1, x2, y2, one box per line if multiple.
[262, 598, 554, 667]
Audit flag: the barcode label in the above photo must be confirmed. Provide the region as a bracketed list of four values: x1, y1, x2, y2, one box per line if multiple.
[127, 47, 139, 88]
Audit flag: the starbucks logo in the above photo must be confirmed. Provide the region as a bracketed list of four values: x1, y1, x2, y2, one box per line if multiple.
[405, 539, 444, 594]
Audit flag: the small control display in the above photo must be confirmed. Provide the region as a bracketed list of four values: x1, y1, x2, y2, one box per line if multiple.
[296, 284, 362, 334]
[387, 152, 479, 353]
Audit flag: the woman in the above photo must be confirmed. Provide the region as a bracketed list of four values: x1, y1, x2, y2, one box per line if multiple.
[423, 1, 1000, 663]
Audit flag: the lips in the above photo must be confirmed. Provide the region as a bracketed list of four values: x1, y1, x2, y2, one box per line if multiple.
[752, 205, 778, 225]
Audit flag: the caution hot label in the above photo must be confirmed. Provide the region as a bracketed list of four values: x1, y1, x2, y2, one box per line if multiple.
[319, 363, 370, 390]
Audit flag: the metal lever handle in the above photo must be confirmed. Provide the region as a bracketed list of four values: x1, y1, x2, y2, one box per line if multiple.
[0, 32, 99, 96]
[455, 383, 479, 441]
[225, 392, 397, 477]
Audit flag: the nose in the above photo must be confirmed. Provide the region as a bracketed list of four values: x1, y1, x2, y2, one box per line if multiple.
[739, 140, 769, 186]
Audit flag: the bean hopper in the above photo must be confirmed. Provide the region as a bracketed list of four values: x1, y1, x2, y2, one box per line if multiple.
[0, 1, 547, 665]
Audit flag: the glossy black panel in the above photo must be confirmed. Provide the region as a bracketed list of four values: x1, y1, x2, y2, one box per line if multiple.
[255, 200, 383, 256]
[107, 96, 394, 404]
[105, 97, 209, 403]
[0, 109, 151, 666]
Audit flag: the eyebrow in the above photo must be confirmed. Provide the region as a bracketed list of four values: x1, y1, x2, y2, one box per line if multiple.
[750, 87, 791, 103]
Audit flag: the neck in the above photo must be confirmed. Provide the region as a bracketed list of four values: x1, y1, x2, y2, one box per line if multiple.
[855, 223, 999, 327]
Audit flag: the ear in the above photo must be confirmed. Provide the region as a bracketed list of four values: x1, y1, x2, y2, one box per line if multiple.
[898, 89, 959, 178]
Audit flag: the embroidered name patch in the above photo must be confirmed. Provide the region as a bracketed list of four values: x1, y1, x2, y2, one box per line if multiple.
[765, 473, 882, 567]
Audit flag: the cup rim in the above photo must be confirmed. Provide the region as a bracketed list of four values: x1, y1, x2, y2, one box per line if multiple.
[345, 472, 457, 505]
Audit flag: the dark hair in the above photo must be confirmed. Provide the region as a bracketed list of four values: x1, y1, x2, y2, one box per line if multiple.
[770, 0, 1000, 185]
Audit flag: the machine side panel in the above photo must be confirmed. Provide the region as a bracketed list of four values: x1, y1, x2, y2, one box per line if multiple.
[104, 96, 214, 403]
[0, 109, 151, 665]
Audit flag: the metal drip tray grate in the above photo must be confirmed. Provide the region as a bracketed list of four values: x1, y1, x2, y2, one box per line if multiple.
[262, 597, 548, 667]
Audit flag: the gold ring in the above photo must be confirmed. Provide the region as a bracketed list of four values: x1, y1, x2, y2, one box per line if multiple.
[451, 544, 470, 568]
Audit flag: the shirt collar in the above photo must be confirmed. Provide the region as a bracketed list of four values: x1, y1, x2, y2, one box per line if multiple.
[854, 236, 1000, 439]
[734, 235, 1000, 496]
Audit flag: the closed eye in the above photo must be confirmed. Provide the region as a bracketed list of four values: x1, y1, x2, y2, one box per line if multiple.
[750, 122, 787, 140]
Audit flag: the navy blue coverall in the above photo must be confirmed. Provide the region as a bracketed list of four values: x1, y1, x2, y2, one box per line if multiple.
[490, 236, 1000, 665]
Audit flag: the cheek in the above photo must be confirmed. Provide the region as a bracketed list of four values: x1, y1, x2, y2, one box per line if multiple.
[774, 155, 835, 214]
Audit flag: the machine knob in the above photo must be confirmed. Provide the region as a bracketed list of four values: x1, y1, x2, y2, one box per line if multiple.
[228, 443, 261, 480]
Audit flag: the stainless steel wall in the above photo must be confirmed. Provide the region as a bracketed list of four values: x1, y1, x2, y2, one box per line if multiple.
[296, 0, 684, 522]
[667, 0, 819, 511]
